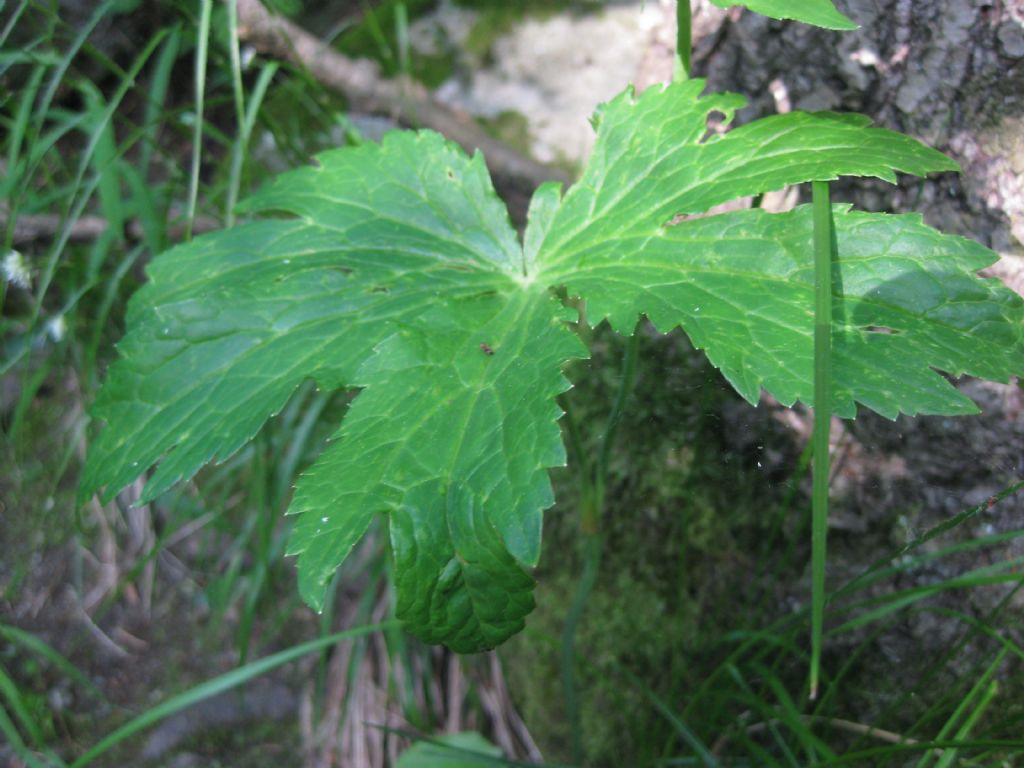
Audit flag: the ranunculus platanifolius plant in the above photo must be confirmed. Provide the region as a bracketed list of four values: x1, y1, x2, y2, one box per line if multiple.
[82, 2, 1023, 654]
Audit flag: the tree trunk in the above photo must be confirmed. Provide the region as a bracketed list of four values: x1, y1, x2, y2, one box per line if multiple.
[695, 0, 1024, 290]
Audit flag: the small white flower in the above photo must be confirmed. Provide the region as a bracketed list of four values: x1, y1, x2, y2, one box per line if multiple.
[45, 314, 66, 343]
[240, 45, 256, 70]
[3, 250, 31, 289]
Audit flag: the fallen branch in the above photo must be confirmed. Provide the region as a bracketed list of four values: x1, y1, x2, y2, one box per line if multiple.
[234, 0, 570, 218]
[2, 204, 220, 245]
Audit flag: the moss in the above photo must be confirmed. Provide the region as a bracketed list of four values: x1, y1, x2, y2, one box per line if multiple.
[476, 109, 531, 156]
[0, 368, 80, 602]
[502, 325, 803, 765]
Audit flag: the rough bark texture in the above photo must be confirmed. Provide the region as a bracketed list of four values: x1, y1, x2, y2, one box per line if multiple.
[699, 0, 1024, 283]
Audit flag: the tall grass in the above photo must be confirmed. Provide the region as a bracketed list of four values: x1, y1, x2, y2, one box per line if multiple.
[3, 2, 1022, 767]
[2, 3, 542, 765]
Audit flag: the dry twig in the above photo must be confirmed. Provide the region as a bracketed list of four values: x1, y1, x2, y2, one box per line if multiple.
[233, 0, 570, 218]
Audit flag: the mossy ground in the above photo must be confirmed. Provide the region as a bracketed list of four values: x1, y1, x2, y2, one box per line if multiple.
[502, 324, 808, 765]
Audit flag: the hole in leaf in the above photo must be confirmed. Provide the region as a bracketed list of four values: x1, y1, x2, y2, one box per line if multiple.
[699, 110, 731, 144]
[370, 286, 389, 294]
[864, 325, 900, 335]
[445, 168, 455, 180]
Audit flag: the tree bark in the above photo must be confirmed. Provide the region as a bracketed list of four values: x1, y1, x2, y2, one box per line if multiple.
[695, 0, 1024, 291]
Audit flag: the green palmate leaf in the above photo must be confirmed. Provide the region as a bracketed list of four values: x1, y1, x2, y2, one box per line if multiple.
[288, 289, 584, 649]
[84, 79, 1023, 652]
[81, 131, 519, 505]
[709, 0, 857, 30]
[534, 80, 1022, 418]
[535, 79, 956, 266]
[544, 204, 1024, 419]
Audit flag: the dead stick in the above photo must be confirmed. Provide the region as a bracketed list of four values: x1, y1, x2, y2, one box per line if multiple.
[233, 0, 570, 213]
[2, 204, 220, 245]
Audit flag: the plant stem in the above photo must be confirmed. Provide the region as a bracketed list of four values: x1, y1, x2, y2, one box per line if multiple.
[561, 398, 593, 509]
[225, 0, 245, 227]
[562, 533, 601, 765]
[563, 323, 643, 763]
[185, 0, 212, 241]
[591, 324, 642, 531]
[810, 180, 834, 700]
[675, 0, 692, 81]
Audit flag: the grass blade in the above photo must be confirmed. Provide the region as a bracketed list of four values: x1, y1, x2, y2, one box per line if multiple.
[185, 0, 213, 241]
[809, 180, 834, 700]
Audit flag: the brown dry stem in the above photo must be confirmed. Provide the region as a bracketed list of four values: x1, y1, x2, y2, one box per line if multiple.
[233, 0, 570, 219]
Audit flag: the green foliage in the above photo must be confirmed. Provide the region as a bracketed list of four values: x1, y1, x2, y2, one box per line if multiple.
[82, 74, 1024, 653]
[396, 732, 503, 767]
[709, 0, 857, 30]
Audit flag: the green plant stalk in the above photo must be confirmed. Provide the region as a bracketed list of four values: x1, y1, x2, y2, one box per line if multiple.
[70, 621, 397, 768]
[563, 325, 642, 763]
[225, 0, 245, 227]
[561, 533, 601, 766]
[185, 0, 213, 241]
[592, 325, 642, 530]
[395, 2, 411, 78]
[675, 0, 692, 81]
[560, 399, 592, 503]
[809, 180, 834, 701]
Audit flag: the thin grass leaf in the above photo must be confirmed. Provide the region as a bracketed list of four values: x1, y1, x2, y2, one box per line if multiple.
[30, 30, 167, 327]
[836, 481, 1024, 599]
[32, 0, 116, 130]
[832, 527, 1024, 606]
[139, 25, 181, 179]
[726, 665, 801, 766]
[0, 703, 54, 768]
[226, 60, 280, 227]
[0, 664, 45, 748]
[805, 739, 1024, 766]
[0, 1, 32, 52]
[2, 63, 45, 204]
[81, 83, 124, 240]
[809, 179, 834, 701]
[831, 565, 1024, 636]
[917, 648, 1007, 768]
[185, 0, 213, 241]
[757, 665, 837, 763]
